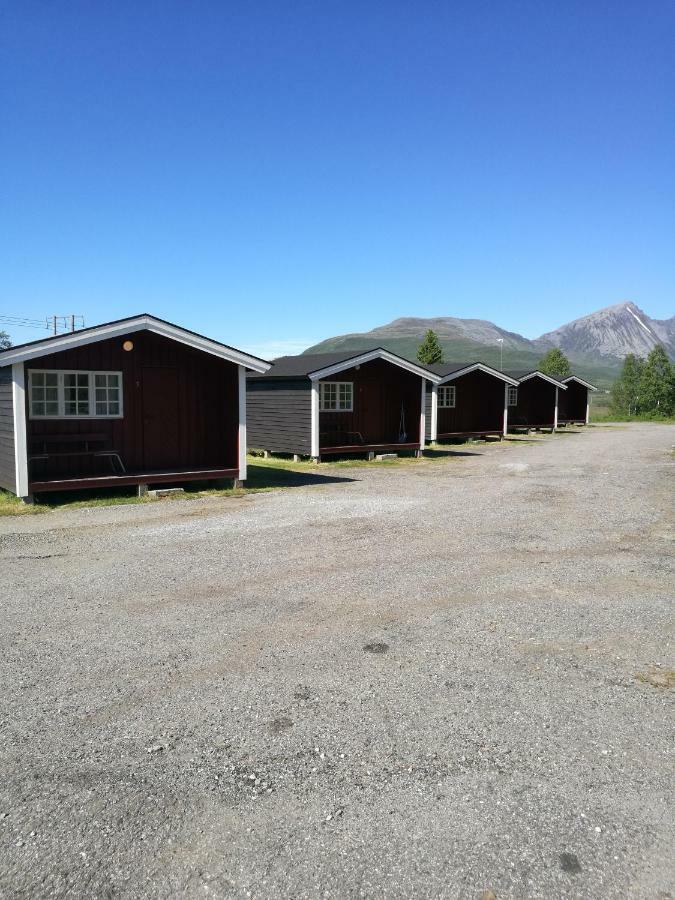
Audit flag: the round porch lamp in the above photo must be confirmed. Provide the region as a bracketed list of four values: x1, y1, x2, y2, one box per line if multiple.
[123, 340, 134, 351]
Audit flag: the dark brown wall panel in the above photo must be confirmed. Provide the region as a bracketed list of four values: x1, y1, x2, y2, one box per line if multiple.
[25, 330, 239, 479]
[436, 370, 505, 436]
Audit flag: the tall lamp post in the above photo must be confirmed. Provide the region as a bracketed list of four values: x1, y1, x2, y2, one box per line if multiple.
[497, 338, 504, 370]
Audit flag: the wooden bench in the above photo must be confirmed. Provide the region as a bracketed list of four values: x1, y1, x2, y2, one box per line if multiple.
[29, 433, 126, 475]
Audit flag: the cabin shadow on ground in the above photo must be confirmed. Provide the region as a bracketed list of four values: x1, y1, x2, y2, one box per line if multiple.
[244, 464, 356, 489]
[424, 447, 483, 458]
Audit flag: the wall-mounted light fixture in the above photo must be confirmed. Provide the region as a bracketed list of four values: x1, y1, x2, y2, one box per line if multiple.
[123, 340, 134, 352]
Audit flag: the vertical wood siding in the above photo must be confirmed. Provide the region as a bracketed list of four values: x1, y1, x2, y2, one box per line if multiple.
[558, 382, 587, 421]
[25, 330, 239, 481]
[318, 359, 422, 446]
[436, 370, 505, 436]
[0, 366, 15, 493]
[247, 378, 312, 455]
[509, 378, 557, 428]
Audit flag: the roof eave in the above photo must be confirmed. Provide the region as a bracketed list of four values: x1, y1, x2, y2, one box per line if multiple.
[0, 314, 271, 373]
[308, 348, 440, 382]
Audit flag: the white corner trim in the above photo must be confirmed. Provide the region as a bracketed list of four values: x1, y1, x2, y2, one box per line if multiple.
[0, 315, 271, 373]
[554, 386, 559, 430]
[12, 363, 29, 497]
[419, 379, 426, 450]
[517, 371, 568, 389]
[562, 375, 598, 391]
[438, 363, 519, 386]
[586, 399, 590, 425]
[503, 383, 509, 436]
[238, 365, 247, 481]
[430, 383, 438, 442]
[310, 381, 320, 457]
[308, 348, 440, 382]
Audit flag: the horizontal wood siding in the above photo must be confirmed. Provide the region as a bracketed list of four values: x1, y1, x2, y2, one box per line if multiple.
[25, 330, 239, 482]
[247, 379, 312, 455]
[509, 378, 556, 428]
[558, 382, 587, 421]
[0, 366, 15, 493]
[436, 370, 505, 436]
[319, 359, 422, 446]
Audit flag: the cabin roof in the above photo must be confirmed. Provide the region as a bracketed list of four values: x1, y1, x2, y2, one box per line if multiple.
[0, 314, 271, 372]
[561, 375, 598, 391]
[250, 348, 441, 382]
[426, 361, 519, 386]
[504, 369, 568, 389]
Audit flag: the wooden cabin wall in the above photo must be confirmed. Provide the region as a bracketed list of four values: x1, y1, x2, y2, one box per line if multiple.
[25, 331, 239, 479]
[319, 359, 422, 445]
[436, 370, 505, 435]
[509, 378, 557, 427]
[0, 366, 15, 492]
[246, 378, 312, 455]
[559, 382, 587, 420]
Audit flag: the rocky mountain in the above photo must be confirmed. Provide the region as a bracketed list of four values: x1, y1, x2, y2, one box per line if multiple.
[304, 301, 674, 389]
[539, 302, 675, 360]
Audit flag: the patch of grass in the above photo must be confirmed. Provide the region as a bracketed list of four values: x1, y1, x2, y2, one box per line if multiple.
[635, 669, 675, 689]
[0, 490, 46, 516]
[591, 413, 675, 424]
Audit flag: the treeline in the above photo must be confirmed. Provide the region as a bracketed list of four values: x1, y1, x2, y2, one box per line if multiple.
[611, 346, 675, 418]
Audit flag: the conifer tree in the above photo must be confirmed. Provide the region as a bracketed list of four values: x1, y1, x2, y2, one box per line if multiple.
[416, 329, 443, 365]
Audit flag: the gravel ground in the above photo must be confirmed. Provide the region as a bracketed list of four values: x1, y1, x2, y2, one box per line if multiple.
[1, 423, 674, 899]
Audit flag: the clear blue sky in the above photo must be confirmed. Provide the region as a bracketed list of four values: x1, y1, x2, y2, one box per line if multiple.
[2, 1, 674, 357]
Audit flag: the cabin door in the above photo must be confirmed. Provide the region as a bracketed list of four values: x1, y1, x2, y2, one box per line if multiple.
[141, 367, 180, 470]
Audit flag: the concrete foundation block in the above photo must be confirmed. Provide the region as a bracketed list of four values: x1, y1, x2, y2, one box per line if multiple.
[375, 453, 398, 461]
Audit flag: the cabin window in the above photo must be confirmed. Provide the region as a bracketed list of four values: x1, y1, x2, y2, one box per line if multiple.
[320, 381, 353, 411]
[507, 386, 518, 406]
[29, 370, 124, 419]
[438, 385, 456, 408]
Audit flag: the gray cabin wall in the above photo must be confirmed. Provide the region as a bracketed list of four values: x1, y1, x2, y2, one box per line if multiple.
[247, 378, 312, 455]
[0, 366, 16, 493]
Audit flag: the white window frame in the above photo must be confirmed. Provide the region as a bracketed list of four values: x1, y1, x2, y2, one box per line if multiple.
[28, 370, 124, 419]
[438, 385, 456, 408]
[507, 386, 518, 407]
[319, 381, 353, 412]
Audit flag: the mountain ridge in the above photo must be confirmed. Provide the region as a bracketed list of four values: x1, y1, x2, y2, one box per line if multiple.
[304, 301, 674, 388]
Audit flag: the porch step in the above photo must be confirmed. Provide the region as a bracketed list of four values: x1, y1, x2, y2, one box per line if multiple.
[375, 453, 398, 461]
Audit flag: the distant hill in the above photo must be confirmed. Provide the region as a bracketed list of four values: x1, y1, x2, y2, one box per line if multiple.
[304, 301, 674, 390]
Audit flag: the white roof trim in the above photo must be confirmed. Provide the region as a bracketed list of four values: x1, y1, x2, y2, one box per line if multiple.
[0, 315, 271, 372]
[308, 349, 440, 382]
[516, 371, 568, 389]
[562, 375, 598, 391]
[438, 363, 519, 386]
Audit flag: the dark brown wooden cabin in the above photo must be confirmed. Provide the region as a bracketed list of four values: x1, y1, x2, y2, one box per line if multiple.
[423, 363, 519, 441]
[247, 349, 438, 460]
[557, 376, 597, 425]
[0, 314, 269, 500]
[504, 370, 567, 431]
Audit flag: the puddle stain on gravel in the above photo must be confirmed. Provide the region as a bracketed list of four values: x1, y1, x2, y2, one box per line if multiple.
[364, 642, 389, 654]
[559, 852, 582, 874]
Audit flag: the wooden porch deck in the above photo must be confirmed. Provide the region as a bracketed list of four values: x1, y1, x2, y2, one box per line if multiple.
[435, 430, 503, 439]
[29, 466, 239, 493]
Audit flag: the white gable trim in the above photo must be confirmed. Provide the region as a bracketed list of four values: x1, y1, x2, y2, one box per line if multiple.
[562, 375, 598, 391]
[438, 363, 519, 386]
[308, 349, 440, 382]
[0, 315, 271, 373]
[517, 371, 568, 389]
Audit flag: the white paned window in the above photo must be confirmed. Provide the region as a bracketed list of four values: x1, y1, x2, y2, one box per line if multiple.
[438, 385, 456, 408]
[29, 371, 124, 419]
[507, 386, 518, 406]
[94, 373, 121, 416]
[320, 381, 353, 411]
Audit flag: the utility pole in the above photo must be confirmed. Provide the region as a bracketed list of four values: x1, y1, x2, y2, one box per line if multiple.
[497, 338, 504, 369]
[47, 315, 84, 334]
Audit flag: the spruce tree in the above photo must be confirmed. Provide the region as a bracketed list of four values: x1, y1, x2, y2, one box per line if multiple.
[539, 347, 571, 378]
[417, 329, 443, 365]
[0, 331, 10, 350]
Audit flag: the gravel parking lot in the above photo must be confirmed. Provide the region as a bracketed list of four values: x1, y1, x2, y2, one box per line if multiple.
[1, 423, 674, 899]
